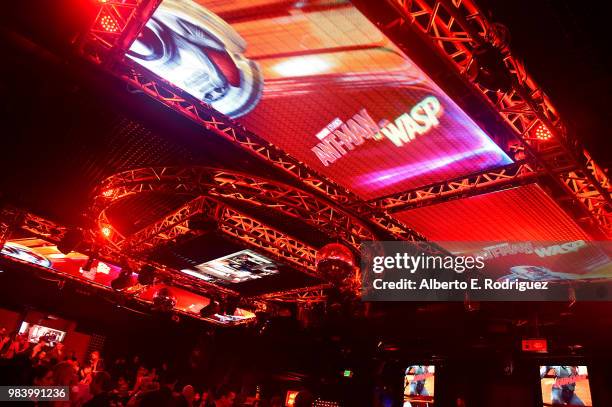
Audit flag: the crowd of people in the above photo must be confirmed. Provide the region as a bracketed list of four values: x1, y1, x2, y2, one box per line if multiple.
[0, 327, 313, 407]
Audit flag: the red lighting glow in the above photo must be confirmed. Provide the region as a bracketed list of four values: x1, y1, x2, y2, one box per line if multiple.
[101, 189, 114, 197]
[534, 123, 552, 140]
[100, 15, 119, 33]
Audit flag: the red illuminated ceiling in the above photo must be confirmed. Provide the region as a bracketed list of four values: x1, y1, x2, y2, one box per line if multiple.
[395, 184, 592, 242]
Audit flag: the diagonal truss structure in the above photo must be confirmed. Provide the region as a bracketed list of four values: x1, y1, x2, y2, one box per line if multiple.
[92, 166, 384, 277]
[358, 0, 612, 237]
[374, 160, 541, 212]
[258, 284, 330, 304]
[92, 167, 448, 302]
[96, 167, 378, 252]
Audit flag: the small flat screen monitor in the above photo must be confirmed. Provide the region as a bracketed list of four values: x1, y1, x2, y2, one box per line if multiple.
[181, 249, 280, 284]
[18, 322, 66, 346]
[404, 365, 435, 406]
[540, 365, 592, 407]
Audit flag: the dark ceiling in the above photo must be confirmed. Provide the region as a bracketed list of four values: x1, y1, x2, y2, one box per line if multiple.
[477, 0, 611, 168]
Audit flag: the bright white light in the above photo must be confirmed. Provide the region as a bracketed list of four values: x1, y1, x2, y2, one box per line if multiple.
[273, 56, 332, 77]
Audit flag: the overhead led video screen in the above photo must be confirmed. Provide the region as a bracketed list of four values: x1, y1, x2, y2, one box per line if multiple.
[128, 0, 512, 199]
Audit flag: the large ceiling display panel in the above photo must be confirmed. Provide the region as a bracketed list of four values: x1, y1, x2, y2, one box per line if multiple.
[394, 184, 592, 242]
[127, 0, 511, 199]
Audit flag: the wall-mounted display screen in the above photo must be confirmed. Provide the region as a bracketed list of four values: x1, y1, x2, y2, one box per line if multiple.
[404, 365, 435, 406]
[540, 365, 592, 407]
[18, 322, 66, 346]
[181, 249, 280, 284]
[128, 0, 512, 199]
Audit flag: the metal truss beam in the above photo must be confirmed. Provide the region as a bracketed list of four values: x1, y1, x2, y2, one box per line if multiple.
[1, 209, 328, 309]
[95, 166, 378, 254]
[368, 0, 611, 236]
[95, 167, 374, 251]
[373, 160, 541, 212]
[257, 284, 330, 304]
[106, 194, 320, 275]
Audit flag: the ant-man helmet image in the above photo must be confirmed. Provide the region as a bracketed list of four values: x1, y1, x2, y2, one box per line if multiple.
[128, 0, 263, 118]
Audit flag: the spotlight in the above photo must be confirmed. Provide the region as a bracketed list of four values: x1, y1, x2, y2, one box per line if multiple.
[534, 123, 552, 140]
[199, 299, 221, 318]
[99, 15, 119, 33]
[57, 229, 83, 255]
[153, 287, 177, 312]
[100, 225, 112, 239]
[111, 269, 133, 290]
[137, 265, 156, 285]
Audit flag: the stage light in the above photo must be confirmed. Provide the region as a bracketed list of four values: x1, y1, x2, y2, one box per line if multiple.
[100, 15, 119, 33]
[199, 299, 221, 318]
[137, 264, 156, 285]
[57, 229, 83, 255]
[153, 287, 177, 312]
[101, 189, 114, 198]
[110, 269, 133, 290]
[101, 225, 112, 238]
[468, 44, 513, 92]
[534, 123, 552, 140]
